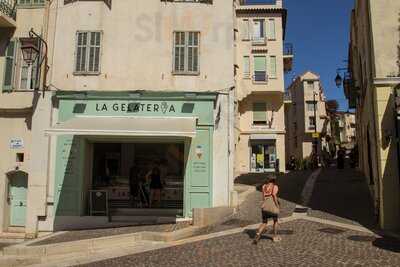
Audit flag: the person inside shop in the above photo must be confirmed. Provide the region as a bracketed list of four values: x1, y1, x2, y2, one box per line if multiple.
[129, 162, 139, 207]
[146, 166, 163, 208]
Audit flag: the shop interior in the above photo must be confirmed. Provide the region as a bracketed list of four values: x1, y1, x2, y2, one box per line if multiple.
[90, 141, 185, 214]
[250, 140, 277, 172]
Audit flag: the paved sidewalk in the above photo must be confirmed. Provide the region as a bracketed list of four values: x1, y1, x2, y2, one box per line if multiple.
[78, 219, 400, 267]
[29, 222, 191, 246]
[308, 167, 377, 229]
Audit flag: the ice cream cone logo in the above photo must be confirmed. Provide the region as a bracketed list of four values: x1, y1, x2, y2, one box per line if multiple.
[196, 145, 203, 159]
[161, 102, 168, 114]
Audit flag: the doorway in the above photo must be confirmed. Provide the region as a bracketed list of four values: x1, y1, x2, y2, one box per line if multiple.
[8, 171, 28, 227]
[250, 140, 277, 172]
[90, 141, 185, 216]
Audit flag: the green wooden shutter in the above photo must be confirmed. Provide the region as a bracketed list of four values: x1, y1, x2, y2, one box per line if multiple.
[3, 40, 16, 92]
[253, 102, 267, 122]
[269, 56, 277, 78]
[254, 56, 266, 71]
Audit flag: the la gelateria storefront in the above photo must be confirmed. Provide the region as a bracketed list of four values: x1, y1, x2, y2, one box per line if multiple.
[46, 91, 217, 228]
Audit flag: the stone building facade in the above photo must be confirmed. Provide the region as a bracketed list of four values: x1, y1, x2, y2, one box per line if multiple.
[285, 71, 330, 162]
[345, 0, 400, 230]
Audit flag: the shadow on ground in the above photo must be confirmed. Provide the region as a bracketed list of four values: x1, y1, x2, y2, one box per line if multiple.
[307, 166, 378, 230]
[235, 170, 313, 205]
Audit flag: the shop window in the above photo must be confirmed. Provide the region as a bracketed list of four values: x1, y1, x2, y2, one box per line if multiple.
[173, 31, 200, 75]
[250, 142, 276, 173]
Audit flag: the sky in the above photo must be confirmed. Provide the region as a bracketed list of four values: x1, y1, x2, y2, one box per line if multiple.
[247, 0, 355, 111]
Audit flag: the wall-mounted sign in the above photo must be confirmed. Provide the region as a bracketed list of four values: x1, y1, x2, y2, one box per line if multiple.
[312, 133, 320, 138]
[10, 138, 24, 149]
[195, 145, 203, 159]
[95, 102, 176, 114]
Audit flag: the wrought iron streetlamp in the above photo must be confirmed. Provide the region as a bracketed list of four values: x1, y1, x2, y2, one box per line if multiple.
[19, 37, 40, 65]
[335, 68, 348, 88]
[19, 28, 49, 94]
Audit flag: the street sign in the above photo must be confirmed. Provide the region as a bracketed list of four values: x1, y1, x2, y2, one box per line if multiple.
[10, 138, 24, 149]
[312, 133, 320, 138]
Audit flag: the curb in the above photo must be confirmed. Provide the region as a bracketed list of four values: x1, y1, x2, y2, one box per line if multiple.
[2, 225, 203, 258]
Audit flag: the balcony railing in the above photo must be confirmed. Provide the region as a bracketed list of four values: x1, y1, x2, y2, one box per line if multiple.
[284, 43, 294, 56]
[284, 91, 292, 103]
[0, 0, 16, 21]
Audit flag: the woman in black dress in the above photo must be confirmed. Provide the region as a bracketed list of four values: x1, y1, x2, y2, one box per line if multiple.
[147, 167, 163, 208]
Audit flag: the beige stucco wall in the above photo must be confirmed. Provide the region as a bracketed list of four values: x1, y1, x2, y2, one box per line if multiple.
[47, 0, 234, 93]
[348, 0, 400, 230]
[369, 0, 400, 78]
[0, 6, 46, 233]
[0, 115, 32, 232]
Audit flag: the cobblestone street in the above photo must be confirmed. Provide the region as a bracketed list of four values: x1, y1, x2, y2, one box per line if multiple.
[79, 219, 400, 267]
[78, 167, 400, 267]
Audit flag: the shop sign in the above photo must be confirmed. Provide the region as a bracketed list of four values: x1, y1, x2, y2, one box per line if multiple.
[312, 133, 320, 138]
[10, 138, 24, 149]
[95, 102, 176, 114]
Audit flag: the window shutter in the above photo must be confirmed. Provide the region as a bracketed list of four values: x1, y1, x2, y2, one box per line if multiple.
[253, 102, 267, 122]
[243, 56, 250, 77]
[3, 40, 16, 91]
[88, 32, 101, 72]
[267, 19, 276, 39]
[254, 56, 266, 72]
[31, 60, 39, 90]
[241, 19, 249, 40]
[269, 56, 276, 78]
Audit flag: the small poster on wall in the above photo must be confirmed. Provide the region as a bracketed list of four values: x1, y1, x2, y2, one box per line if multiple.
[10, 138, 24, 149]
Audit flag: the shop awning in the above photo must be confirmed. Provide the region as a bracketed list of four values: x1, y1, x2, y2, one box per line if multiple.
[45, 116, 197, 137]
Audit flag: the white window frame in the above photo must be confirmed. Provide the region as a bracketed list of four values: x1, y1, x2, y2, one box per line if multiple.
[172, 31, 200, 75]
[74, 31, 102, 75]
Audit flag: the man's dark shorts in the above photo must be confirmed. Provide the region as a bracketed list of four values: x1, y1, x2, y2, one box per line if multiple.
[261, 210, 278, 223]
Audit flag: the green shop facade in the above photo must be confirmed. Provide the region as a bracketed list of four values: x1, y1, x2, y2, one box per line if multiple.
[47, 91, 217, 222]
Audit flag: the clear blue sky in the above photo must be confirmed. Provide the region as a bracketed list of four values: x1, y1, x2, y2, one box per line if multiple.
[247, 0, 355, 111]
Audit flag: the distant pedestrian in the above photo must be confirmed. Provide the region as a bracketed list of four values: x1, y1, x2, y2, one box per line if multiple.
[253, 176, 280, 244]
[337, 147, 345, 169]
